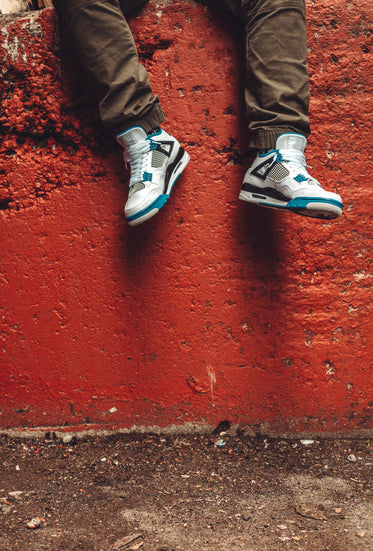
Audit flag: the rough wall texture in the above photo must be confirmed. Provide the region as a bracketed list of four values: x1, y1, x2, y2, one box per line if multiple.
[0, 0, 372, 433]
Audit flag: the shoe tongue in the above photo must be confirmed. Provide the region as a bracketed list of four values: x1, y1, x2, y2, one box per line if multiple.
[275, 133, 306, 152]
[116, 126, 147, 148]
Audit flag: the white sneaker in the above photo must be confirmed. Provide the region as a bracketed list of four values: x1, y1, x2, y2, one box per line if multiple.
[117, 126, 190, 226]
[239, 133, 343, 220]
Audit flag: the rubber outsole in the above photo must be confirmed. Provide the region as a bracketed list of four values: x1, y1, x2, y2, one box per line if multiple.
[239, 190, 343, 220]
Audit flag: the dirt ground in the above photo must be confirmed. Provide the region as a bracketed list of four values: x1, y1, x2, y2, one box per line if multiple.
[0, 428, 372, 551]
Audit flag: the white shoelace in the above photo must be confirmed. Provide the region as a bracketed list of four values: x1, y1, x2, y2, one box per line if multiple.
[276, 148, 306, 167]
[277, 148, 319, 185]
[123, 140, 151, 188]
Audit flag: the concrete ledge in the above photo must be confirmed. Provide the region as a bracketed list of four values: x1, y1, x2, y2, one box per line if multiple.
[1, 424, 373, 442]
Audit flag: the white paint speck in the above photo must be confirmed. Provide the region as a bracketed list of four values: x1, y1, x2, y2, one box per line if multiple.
[353, 270, 372, 282]
[206, 364, 216, 405]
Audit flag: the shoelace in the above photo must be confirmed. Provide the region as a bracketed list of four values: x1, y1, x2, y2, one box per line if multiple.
[123, 140, 151, 188]
[276, 148, 319, 186]
[274, 148, 306, 167]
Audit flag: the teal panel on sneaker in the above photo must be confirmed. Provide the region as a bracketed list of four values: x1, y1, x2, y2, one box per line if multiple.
[126, 194, 169, 223]
[287, 197, 343, 209]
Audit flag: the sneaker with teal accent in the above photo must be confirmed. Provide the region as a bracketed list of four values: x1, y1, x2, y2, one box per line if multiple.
[116, 126, 190, 226]
[239, 133, 343, 220]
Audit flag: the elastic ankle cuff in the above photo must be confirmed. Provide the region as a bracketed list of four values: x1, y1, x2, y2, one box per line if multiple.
[249, 128, 309, 150]
[112, 104, 166, 137]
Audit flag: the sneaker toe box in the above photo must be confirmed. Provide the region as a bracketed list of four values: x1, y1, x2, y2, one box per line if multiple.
[125, 187, 161, 217]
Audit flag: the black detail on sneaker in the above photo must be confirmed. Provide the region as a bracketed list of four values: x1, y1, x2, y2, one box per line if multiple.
[251, 156, 276, 181]
[156, 141, 174, 158]
[165, 147, 186, 192]
[252, 193, 268, 200]
[242, 182, 289, 202]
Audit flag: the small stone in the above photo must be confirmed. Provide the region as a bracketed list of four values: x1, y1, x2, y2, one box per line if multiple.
[347, 454, 357, 462]
[26, 517, 44, 529]
[334, 508, 343, 514]
[8, 491, 23, 499]
[0, 498, 12, 514]
[15, 465, 20, 471]
[357, 531, 365, 538]
[212, 420, 231, 434]
[109, 407, 117, 414]
[300, 440, 314, 446]
[62, 434, 77, 445]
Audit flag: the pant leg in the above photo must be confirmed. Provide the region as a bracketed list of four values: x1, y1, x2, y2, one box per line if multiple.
[241, 0, 311, 149]
[119, 0, 150, 15]
[53, 0, 165, 134]
[197, 0, 310, 149]
[195, 0, 240, 17]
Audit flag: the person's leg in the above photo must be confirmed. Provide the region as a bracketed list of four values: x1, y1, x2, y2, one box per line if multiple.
[242, 0, 310, 149]
[238, 0, 342, 219]
[53, 0, 164, 134]
[199, 0, 310, 147]
[53, 0, 190, 226]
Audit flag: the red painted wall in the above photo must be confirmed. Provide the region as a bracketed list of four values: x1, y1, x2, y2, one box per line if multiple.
[1, 0, 372, 433]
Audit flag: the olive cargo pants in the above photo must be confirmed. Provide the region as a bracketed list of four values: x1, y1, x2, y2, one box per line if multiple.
[53, 0, 311, 149]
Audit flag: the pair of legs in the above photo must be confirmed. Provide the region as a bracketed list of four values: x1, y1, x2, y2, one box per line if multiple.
[53, 0, 343, 225]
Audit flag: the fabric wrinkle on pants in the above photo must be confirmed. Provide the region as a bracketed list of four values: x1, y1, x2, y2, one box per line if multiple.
[200, 0, 311, 148]
[53, 0, 165, 134]
[242, 0, 310, 148]
[53, 0, 311, 149]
